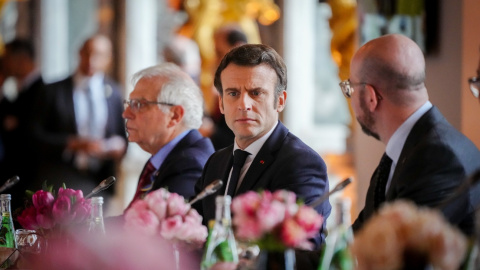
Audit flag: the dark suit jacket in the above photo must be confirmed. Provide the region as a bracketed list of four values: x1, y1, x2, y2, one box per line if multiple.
[353, 106, 480, 235]
[193, 121, 331, 247]
[0, 76, 45, 211]
[31, 75, 127, 196]
[148, 129, 215, 199]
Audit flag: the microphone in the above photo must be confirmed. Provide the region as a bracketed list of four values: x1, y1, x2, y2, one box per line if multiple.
[309, 177, 352, 209]
[0, 176, 20, 193]
[189, 179, 223, 205]
[85, 176, 116, 199]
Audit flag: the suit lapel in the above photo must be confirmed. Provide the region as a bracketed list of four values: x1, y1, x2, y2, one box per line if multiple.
[236, 122, 288, 194]
[151, 130, 199, 189]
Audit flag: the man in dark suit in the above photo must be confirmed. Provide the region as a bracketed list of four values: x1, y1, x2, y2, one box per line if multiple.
[32, 35, 127, 201]
[346, 34, 480, 235]
[0, 39, 45, 210]
[123, 63, 214, 208]
[193, 44, 331, 248]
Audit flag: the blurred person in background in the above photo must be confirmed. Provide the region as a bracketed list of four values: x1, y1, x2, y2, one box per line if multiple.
[0, 39, 44, 211]
[123, 63, 214, 209]
[32, 34, 127, 203]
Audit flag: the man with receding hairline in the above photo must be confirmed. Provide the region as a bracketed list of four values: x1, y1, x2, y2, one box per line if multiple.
[346, 34, 480, 235]
[32, 34, 127, 202]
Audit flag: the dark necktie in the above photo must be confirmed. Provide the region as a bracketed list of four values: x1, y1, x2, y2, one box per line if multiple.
[373, 153, 393, 208]
[128, 161, 156, 208]
[227, 149, 250, 196]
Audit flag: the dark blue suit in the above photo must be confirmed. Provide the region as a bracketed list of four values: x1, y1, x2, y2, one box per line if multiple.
[193, 121, 331, 247]
[353, 107, 480, 235]
[31, 76, 127, 196]
[147, 129, 215, 200]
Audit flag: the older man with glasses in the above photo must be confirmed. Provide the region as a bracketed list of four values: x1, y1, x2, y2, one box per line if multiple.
[345, 34, 480, 237]
[122, 63, 214, 209]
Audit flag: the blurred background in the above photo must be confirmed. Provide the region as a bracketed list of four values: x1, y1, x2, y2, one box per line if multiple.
[0, 0, 478, 226]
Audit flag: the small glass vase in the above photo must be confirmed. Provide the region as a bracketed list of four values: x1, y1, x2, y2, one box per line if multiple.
[255, 248, 296, 270]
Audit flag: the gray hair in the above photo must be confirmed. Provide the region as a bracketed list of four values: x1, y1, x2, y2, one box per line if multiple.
[131, 63, 204, 129]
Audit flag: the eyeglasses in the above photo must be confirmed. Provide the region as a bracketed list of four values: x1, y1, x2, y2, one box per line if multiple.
[339, 79, 383, 100]
[123, 99, 176, 112]
[339, 79, 367, 98]
[468, 77, 480, 98]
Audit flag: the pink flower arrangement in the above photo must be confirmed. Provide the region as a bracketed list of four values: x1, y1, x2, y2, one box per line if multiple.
[353, 200, 467, 270]
[231, 190, 323, 251]
[17, 186, 92, 235]
[124, 188, 208, 249]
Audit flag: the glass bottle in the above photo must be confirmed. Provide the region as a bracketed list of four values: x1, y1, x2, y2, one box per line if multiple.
[200, 195, 238, 270]
[88, 196, 106, 235]
[0, 194, 16, 248]
[318, 197, 354, 270]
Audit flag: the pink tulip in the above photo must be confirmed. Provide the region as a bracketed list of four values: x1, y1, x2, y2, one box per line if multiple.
[57, 187, 84, 201]
[272, 190, 296, 205]
[257, 200, 285, 232]
[17, 206, 39, 230]
[145, 190, 168, 220]
[72, 198, 92, 223]
[280, 219, 308, 248]
[234, 216, 263, 240]
[124, 200, 160, 236]
[36, 206, 55, 229]
[294, 205, 323, 237]
[32, 190, 54, 210]
[166, 193, 189, 217]
[160, 215, 183, 240]
[231, 191, 261, 217]
[52, 195, 76, 225]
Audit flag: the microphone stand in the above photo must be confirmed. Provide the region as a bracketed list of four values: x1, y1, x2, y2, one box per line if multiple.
[85, 176, 116, 199]
[0, 176, 20, 193]
[189, 179, 223, 206]
[309, 177, 352, 209]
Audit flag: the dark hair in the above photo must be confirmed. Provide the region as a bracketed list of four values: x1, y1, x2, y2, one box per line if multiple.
[226, 29, 247, 46]
[213, 44, 287, 102]
[5, 38, 35, 60]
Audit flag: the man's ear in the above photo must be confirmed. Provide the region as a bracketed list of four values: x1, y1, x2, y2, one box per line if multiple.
[365, 85, 379, 112]
[168, 105, 184, 127]
[276, 90, 287, 112]
[218, 95, 225, 114]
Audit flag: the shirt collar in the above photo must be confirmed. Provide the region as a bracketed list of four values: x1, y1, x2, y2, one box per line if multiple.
[386, 101, 432, 164]
[74, 72, 105, 90]
[233, 121, 278, 162]
[149, 130, 190, 170]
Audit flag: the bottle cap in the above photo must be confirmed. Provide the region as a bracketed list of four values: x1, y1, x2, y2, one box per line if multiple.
[90, 196, 104, 204]
[0, 194, 11, 200]
[216, 195, 231, 204]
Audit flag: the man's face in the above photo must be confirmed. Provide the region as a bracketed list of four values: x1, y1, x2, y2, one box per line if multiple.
[219, 64, 285, 148]
[122, 77, 171, 154]
[78, 38, 112, 77]
[350, 60, 380, 140]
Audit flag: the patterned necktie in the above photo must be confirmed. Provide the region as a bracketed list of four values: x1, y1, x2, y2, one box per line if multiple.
[128, 161, 156, 208]
[374, 153, 393, 208]
[227, 149, 250, 196]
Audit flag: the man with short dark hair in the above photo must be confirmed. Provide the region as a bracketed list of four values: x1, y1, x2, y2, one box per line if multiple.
[193, 44, 331, 248]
